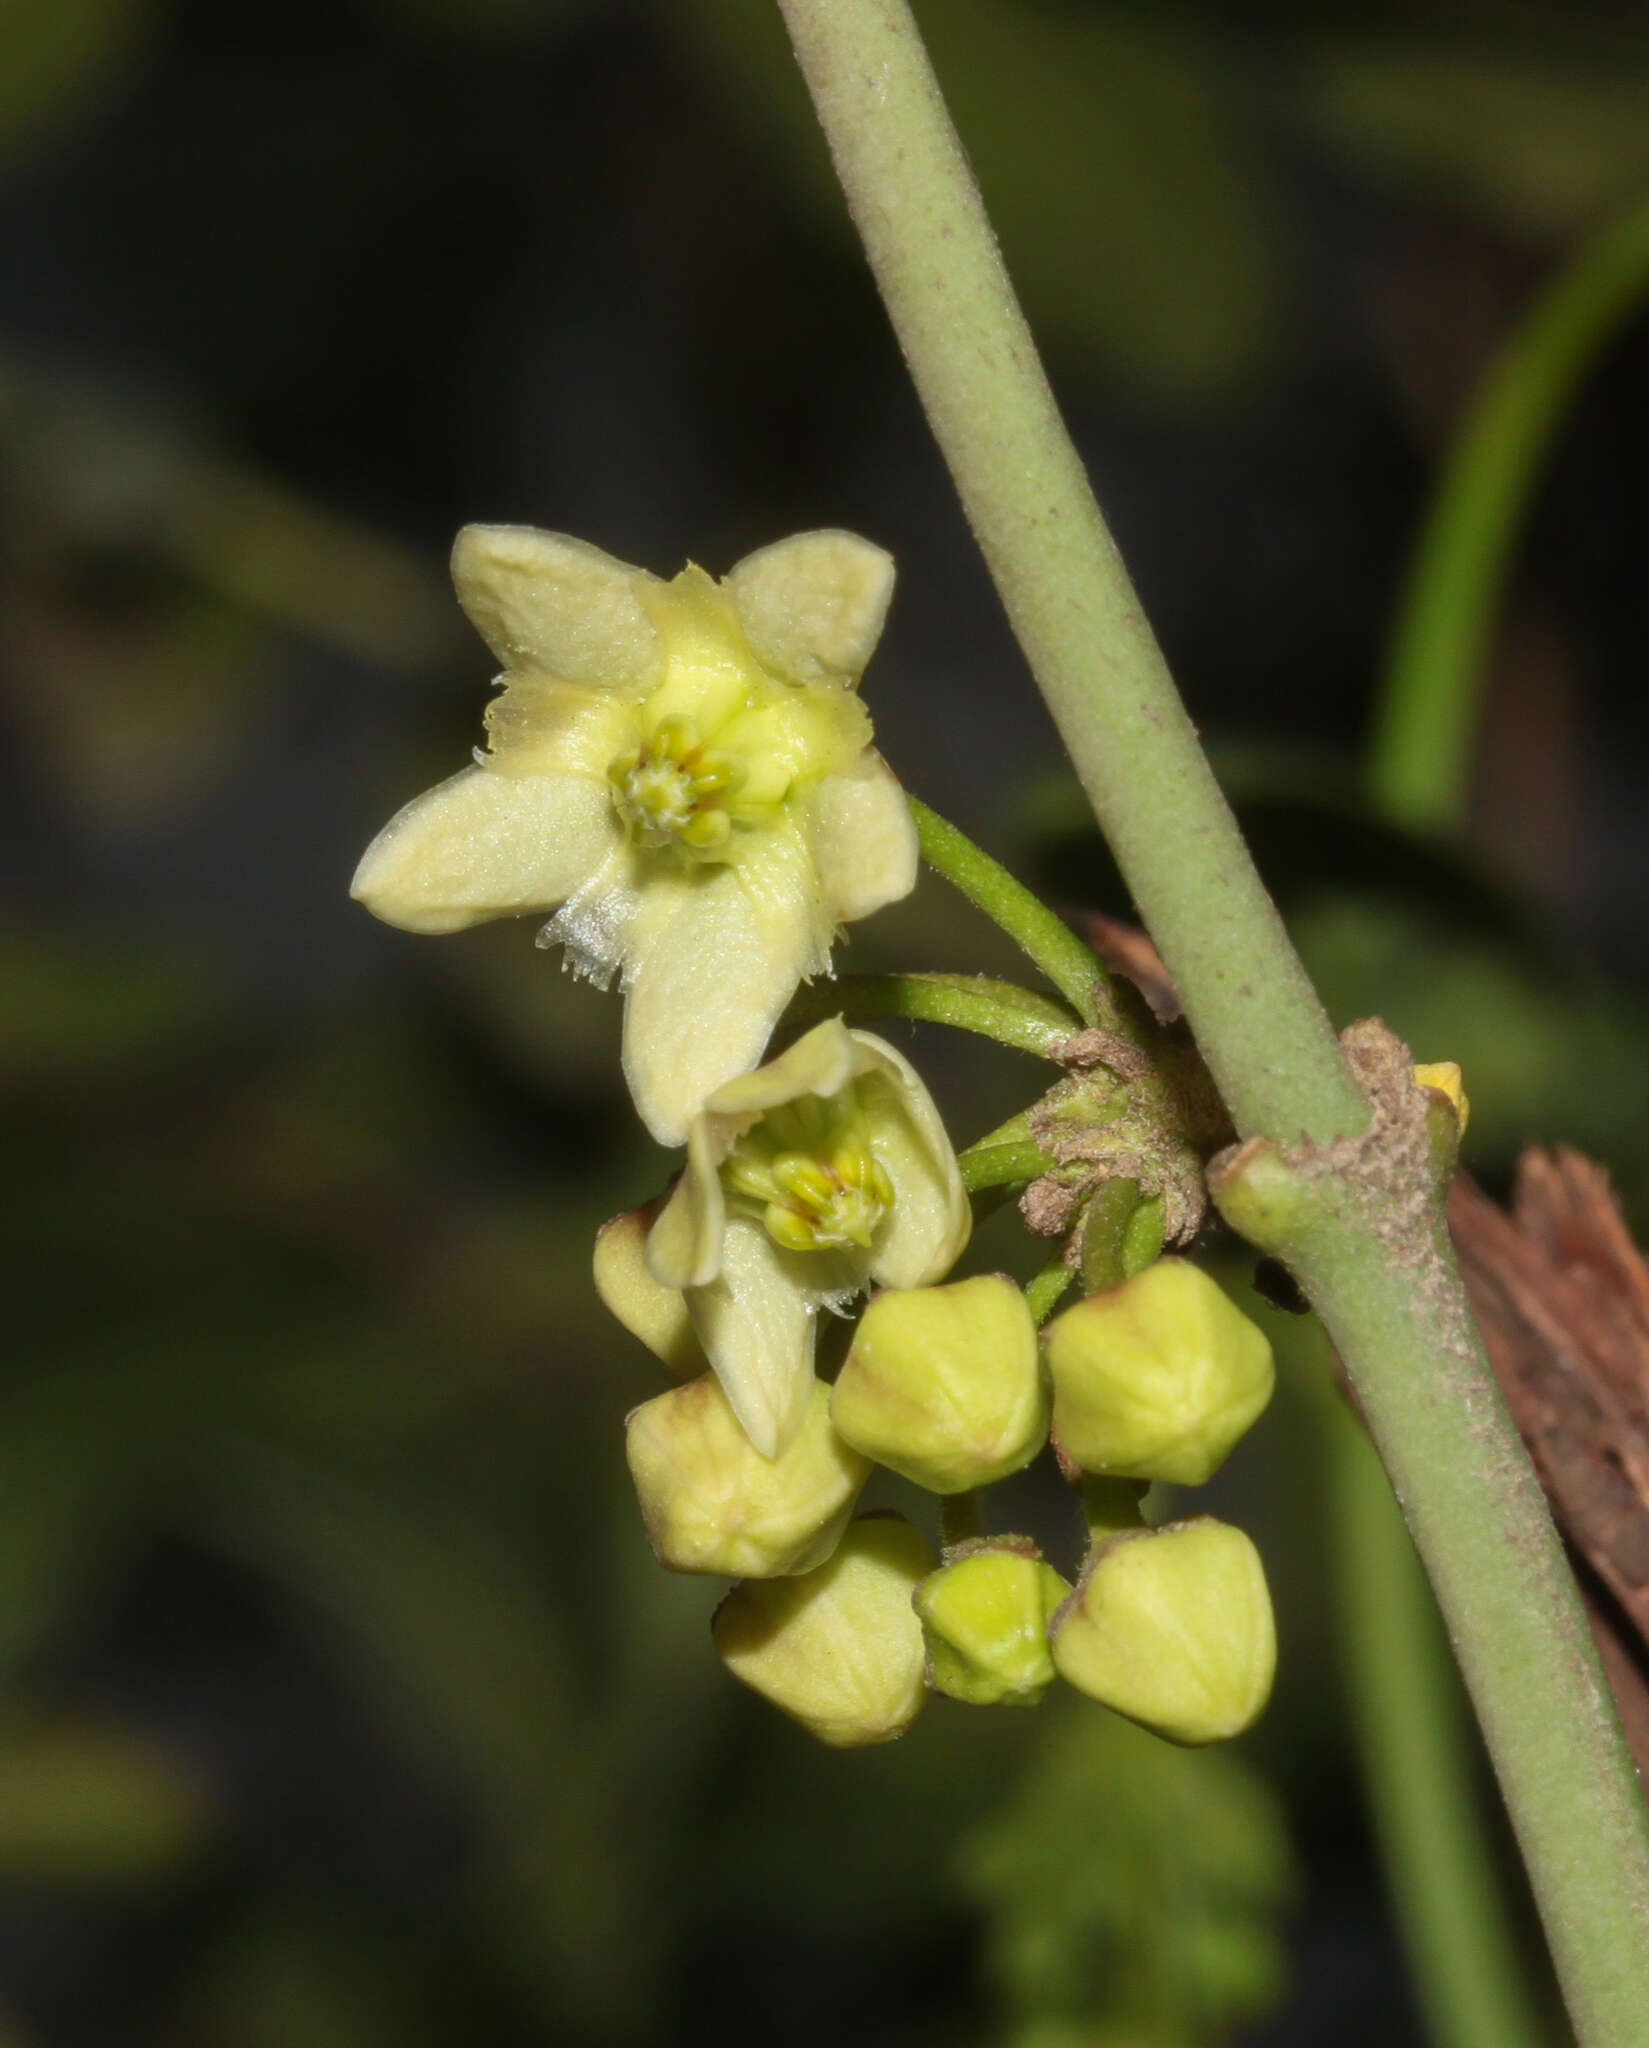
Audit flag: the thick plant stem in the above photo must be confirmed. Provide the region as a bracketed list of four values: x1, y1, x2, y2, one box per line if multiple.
[774, 4, 1649, 2039]
[1370, 195, 1649, 833]
[1330, 1410, 1548, 2048]
[779, 0, 1365, 1148]
[1296, 1199, 1649, 2045]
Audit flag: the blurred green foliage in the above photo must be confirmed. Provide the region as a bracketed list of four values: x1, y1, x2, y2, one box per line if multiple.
[962, 1706, 1294, 2048]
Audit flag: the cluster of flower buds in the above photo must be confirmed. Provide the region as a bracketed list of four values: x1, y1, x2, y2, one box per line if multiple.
[351, 521, 1290, 1752]
[616, 1244, 1279, 1748]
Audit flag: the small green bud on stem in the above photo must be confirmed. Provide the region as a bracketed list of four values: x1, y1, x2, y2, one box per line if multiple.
[1050, 1516, 1277, 1745]
[1044, 1258, 1274, 1486]
[713, 1514, 935, 1746]
[626, 1376, 869, 1578]
[914, 1539, 1070, 1707]
[831, 1274, 1050, 1492]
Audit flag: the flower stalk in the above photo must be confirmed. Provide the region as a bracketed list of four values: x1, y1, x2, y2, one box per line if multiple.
[774, 2, 1649, 2038]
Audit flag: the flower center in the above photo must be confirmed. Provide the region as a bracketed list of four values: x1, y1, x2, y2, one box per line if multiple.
[722, 1095, 895, 1255]
[608, 717, 743, 854]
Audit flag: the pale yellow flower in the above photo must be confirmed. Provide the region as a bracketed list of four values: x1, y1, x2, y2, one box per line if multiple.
[605, 1018, 971, 1457]
[352, 527, 918, 1143]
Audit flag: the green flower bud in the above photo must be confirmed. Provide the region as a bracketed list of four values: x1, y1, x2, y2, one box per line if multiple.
[712, 1514, 934, 1746]
[831, 1274, 1049, 1493]
[626, 1376, 869, 1578]
[914, 1540, 1070, 1707]
[1050, 1516, 1276, 1745]
[1044, 1258, 1273, 1485]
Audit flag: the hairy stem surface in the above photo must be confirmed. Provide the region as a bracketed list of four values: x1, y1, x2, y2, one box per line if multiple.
[774, 4, 1649, 2038]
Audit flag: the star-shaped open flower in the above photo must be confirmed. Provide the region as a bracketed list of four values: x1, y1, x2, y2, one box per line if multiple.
[596, 1018, 971, 1457]
[352, 527, 919, 1143]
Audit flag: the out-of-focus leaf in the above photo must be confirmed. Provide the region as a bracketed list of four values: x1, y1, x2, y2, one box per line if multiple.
[358, 0, 587, 37]
[0, 1712, 213, 1883]
[194, 1448, 659, 2033]
[184, 1913, 439, 2048]
[0, 1375, 136, 1676]
[960, 1704, 1294, 2045]
[0, 0, 151, 181]
[1300, 43, 1649, 237]
[0, 926, 218, 1090]
[0, 363, 460, 826]
[672, 0, 1283, 402]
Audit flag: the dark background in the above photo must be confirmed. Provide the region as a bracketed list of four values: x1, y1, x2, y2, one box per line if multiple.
[3, 1, 1648, 2041]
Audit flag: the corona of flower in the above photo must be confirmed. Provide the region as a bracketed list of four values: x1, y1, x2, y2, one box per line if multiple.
[606, 1018, 970, 1457]
[352, 526, 919, 1143]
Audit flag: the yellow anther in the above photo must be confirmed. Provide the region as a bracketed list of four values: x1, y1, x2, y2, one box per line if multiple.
[765, 1201, 824, 1252]
[680, 808, 732, 849]
[1414, 1061, 1469, 1135]
[770, 1153, 837, 1210]
[650, 715, 697, 762]
[689, 754, 742, 796]
[723, 1152, 780, 1204]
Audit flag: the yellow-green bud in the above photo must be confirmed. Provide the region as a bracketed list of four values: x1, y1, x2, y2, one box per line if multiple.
[914, 1540, 1069, 1707]
[1413, 1060, 1469, 1136]
[831, 1274, 1049, 1493]
[626, 1376, 869, 1578]
[1050, 1516, 1276, 1745]
[1044, 1258, 1273, 1485]
[712, 1514, 934, 1746]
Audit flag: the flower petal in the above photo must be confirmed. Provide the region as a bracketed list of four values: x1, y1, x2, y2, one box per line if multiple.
[451, 525, 662, 688]
[847, 1031, 972, 1288]
[543, 837, 643, 990]
[726, 532, 895, 688]
[620, 829, 832, 1146]
[484, 680, 638, 779]
[810, 751, 918, 925]
[688, 1216, 818, 1457]
[351, 764, 617, 935]
[704, 1015, 858, 1127]
[645, 1118, 726, 1293]
[593, 1205, 707, 1378]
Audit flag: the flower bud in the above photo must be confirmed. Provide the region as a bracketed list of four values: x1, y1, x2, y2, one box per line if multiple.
[1414, 1061, 1469, 1135]
[712, 1514, 934, 1746]
[914, 1540, 1069, 1707]
[831, 1274, 1049, 1493]
[626, 1375, 869, 1578]
[1050, 1516, 1276, 1745]
[1044, 1258, 1273, 1485]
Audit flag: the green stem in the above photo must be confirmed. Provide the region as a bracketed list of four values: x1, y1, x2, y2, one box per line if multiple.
[781, 8, 1363, 1146]
[909, 798, 1111, 1029]
[1078, 1476, 1148, 1545]
[958, 1138, 1055, 1195]
[774, 5, 1649, 2039]
[1330, 1407, 1548, 2048]
[794, 969, 1077, 1057]
[1370, 195, 1649, 834]
[1290, 1200, 1649, 2047]
[1025, 1253, 1074, 1326]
